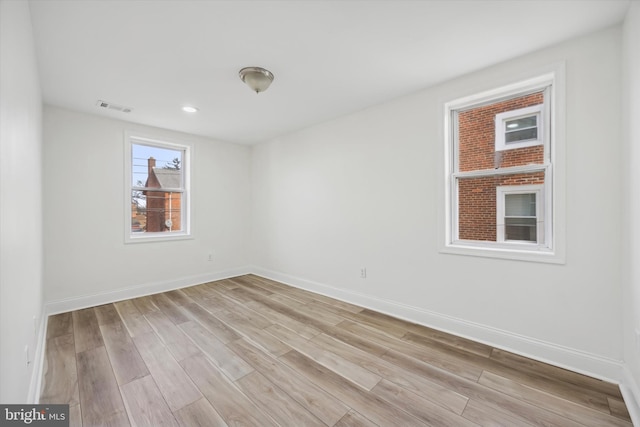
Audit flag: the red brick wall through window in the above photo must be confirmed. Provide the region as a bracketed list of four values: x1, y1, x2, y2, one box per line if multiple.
[457, 92, 545, 241]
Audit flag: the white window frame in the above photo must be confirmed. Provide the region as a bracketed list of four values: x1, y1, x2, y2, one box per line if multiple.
[495, 104, 543, 151]
[440, 68, 565, 264]
[124, 133, 192, 243]
[496, 184, 545, 244]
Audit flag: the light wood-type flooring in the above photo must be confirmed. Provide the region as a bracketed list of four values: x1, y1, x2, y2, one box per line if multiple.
[40, 274, 633, 426]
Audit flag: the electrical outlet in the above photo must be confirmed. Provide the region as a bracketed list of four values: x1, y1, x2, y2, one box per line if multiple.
[207, 253, 213, 262]
[360, 268, 367, 279]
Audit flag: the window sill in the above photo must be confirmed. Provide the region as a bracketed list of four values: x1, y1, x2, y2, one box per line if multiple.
[440, 241, 565, 264]
[125, 232, 193, 244]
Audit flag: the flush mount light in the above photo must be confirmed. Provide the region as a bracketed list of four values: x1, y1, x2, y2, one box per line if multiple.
[239, 67, 274, 94]
[182, 106, 199, 113]
[507, 123, 519, 128]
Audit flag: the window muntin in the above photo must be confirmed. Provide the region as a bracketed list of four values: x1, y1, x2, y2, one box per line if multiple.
[126, 135, 191, 242]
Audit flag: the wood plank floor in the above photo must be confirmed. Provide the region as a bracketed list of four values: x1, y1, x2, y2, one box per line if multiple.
[40, 274, 633, 427]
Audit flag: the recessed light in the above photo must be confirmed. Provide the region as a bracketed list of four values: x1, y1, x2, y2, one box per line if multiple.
[507, 123, 519, 128]
[182, 106, 199, 113]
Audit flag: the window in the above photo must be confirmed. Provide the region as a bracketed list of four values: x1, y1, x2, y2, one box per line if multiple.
[442, 71, 564, 262]
[495, 104, 543, 151]
[125, 134, 191, 242]
[496, 185, 543, 244]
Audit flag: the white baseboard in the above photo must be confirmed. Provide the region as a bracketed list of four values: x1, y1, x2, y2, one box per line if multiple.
[44, 266, 251, 316]
[27, 305, 47, 403]
[621, 365, 640, 427]
[250, 266, 625, 385]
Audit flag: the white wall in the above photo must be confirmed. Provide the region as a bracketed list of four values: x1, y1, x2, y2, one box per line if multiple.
[251, 27, 624, 380]
[0, 0, 45, 403]
[43, 107, 251, 308]
[622, 1, 640, 419]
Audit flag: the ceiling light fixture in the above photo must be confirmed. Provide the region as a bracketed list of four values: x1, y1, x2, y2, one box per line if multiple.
[239, 67, 274, 94]
[182, 106, 199, 113]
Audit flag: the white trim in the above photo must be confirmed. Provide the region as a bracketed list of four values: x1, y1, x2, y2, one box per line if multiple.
[124, 132, 193, 244]
[44, 266, 251, 315]
[495, 104, 543, 151]
[250, 267, 624, 382]
[439, 243, 561, 263]
[620, 365, 640, 427]
[454, 163, 548, 179]
[446, 72, 555, 111]
[27, 305, 47, 403]
[126, 230, 194, 244]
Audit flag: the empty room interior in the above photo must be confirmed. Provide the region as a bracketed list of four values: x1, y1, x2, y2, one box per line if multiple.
[2, 0, 640, 425]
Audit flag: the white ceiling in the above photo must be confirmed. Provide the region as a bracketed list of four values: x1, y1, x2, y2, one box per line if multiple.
[29, 0, 630, 145]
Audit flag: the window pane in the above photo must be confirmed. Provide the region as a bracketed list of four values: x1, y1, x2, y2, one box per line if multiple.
[505, 115, 536, 130]
[505, 217, 537, 242]
[505, 127, 538, 143]
[130, 143, 184, 234]
[505, 193, 536, 216]
[457, 173, 543, 242]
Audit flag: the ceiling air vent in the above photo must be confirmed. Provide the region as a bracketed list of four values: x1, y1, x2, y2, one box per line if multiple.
[96, 100, 133, 113]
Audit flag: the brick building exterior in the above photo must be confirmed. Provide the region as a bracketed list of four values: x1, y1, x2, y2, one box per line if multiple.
[457, 92, 544, 241]
[143, 157, 182, 232]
